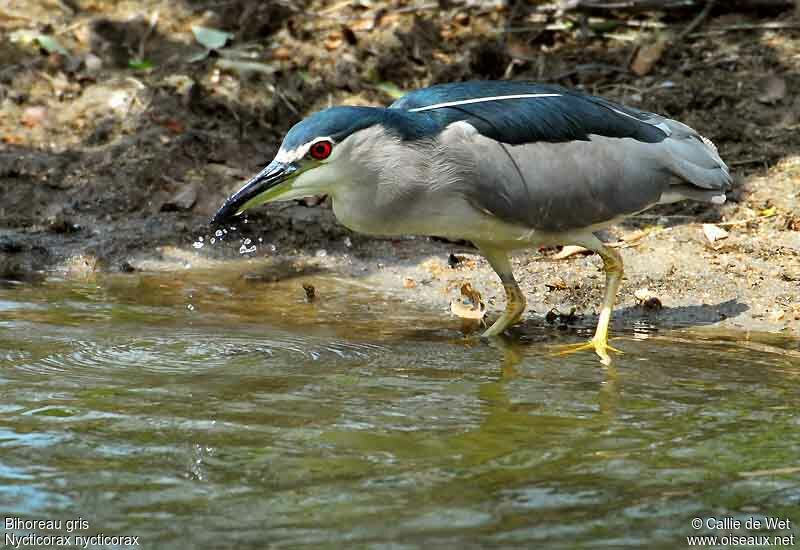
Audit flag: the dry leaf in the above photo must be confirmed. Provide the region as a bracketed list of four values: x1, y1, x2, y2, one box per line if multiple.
[450, 283, 486, 320]
[21, 106, 47, 127]
[402, 277, 417, 289]
[757, 75, 787, 104]
[634, 288, 663, 310]
[702, 223, 729, 244]
[545, 277, 568, 291]
[161, 184, 197, 211]
[272, 47, 291, 61]
[630, 35, 670, 77]
[324, 32, 343, 51]
[2, 134, 24, 144]
[421, 258, 447, 279]
[552, 245, 589, 260]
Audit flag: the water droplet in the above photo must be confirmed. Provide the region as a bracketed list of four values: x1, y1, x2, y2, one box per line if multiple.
[210, 238, 216, 244]
[344, 237, 352, 248]
[222, 229, 228, 235]
[258, 237, 263, 243]
[268, 244, 276, 253]
[198, 236, 204, 242]
[187, 304, 195, 311]
[315, 249, 327, 258]
[192, 241, 204, 249]
[239, 244, 257, 254]
[214, 229, 223, 237]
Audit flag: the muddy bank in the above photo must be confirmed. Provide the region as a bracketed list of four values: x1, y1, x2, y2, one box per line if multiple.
[0, 0, 798, 335]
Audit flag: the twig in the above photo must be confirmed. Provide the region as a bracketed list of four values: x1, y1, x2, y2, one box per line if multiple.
[543, 62, 629, 81]
[677, 0, 715, 41]
[729, 157, 766, 166]
[715, 213, 778, 227]
[275, 90, 300, 116]
[0, 8, 36, 21]
[690, 22, 800, 36]
[318, 0, 354, 15]
[394, 2, 440, 13]
[547, 0, 699, 11]
[545, 0, 795, 11]
[138, 10, 160, 62]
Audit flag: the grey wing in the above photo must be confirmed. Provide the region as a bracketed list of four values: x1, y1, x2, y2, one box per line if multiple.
[440, 120, 731, 233]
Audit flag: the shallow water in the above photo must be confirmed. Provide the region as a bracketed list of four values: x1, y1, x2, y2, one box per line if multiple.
[1, 269, 799, 549]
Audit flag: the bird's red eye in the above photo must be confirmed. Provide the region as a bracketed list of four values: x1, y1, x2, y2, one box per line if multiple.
[309, 140, 333, 160]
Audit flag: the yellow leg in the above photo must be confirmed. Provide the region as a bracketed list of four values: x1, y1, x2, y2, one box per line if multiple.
[552, 235, 624, 365]
[477, 245, 527, 337]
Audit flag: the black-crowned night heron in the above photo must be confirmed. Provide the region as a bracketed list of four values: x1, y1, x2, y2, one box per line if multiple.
[213, 80, 731, 363]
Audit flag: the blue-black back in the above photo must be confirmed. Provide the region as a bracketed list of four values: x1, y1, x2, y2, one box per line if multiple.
[390, 80, 667, 145]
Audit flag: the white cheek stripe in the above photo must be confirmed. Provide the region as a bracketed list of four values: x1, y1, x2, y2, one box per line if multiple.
[274, 136, 334, 163]
[408, 93, 561, 112]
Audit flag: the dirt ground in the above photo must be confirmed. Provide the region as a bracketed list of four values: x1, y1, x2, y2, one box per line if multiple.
[1, 0, 798, 337]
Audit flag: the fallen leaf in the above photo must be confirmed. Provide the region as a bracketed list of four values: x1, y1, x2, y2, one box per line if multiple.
[375, 82, 406, 100]
[272, 47, 291, 61]
[302, 283, 315, 302]
[450, 283, 486, 320]
[21, 106, 47, 127]
[702, 223, 729, 244]
[2, 134, 25, 144]
[770, 307, 785, 322]
[10, 30, 69, 56]
[630, 34, 670, 77]
[161, 184, 197, 211]
[324, 32, 343, 51]
[421, 258, 447, 279]
[545, 277, 568, 291]
[759, 206, 777, 217]
[634, 288, 662, 311]
[128, 58, 154, 71]
[192, 26, 233, 50]
[35, 35, 69, 56]
[552, 245, 590, 260]
[161, 118, 185, 134]
[402, 277, 417, 289]
[757, 75, 787, 104]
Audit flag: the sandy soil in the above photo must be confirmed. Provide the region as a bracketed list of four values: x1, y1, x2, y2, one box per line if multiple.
[0, 0, 798, 336]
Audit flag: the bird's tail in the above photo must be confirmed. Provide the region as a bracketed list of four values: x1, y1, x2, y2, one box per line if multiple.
[661, 119, 732, 196]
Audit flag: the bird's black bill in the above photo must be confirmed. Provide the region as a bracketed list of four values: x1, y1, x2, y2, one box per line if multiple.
[211, 161, 297, 225]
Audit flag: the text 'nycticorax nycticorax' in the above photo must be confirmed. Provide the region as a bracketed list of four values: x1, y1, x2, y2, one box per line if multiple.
[213, 80, 731, 364]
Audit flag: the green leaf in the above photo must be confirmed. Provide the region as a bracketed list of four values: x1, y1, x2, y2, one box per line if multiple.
[191, 26, 233, 50]
[375, 81, 405, 100]
[129, 58, 154, 70]
[36, 35, 69, 56]
[9, 30, 69, 56]
[187, 50, 211, 63]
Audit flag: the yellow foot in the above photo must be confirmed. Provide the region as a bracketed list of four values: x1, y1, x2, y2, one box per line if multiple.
[549, 338, 623, 366]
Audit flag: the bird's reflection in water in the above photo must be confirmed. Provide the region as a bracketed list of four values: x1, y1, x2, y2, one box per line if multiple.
[436, 333, 621, 475]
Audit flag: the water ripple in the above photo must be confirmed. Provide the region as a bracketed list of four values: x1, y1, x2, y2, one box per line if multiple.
[12, 330, 389, 380]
